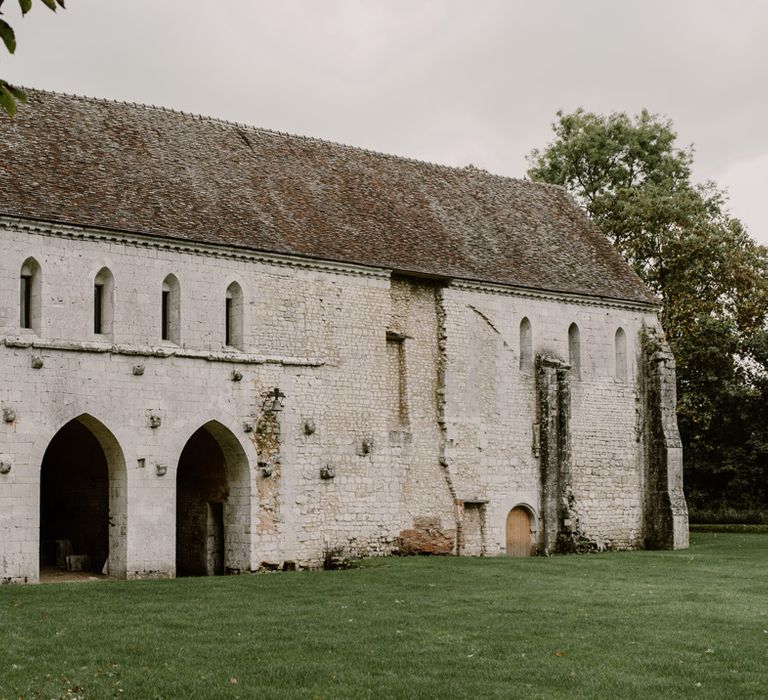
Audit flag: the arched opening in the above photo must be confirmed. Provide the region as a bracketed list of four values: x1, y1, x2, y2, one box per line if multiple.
[225, 281, 243, 349]
[93, 267, 115, 337]
[506, 506, 534, 557]
[176, 422, 251, 577]
[20, 257, 42, 333]
[39, 415, 127, 578]
[568, 322, 581, 378]
[519, 317, 533, 372]
[161, 274, 181, 344]
[615, 327, 627, 381]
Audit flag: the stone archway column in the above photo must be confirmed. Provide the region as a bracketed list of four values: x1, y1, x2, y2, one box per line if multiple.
[0, 445, 40, 583]
[124, 445, 177, 580]
[76, 414, 129, 579]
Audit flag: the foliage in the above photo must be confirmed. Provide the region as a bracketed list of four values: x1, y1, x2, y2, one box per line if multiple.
[1, 539, 766, 698]
[689, 523, 768, 533]
[0, 0, 64, 117]
[528, 109, 768, 510]
[689, 504, 767, 525]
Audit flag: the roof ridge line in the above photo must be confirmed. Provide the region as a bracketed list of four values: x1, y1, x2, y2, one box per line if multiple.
[19, 85, 540, 186]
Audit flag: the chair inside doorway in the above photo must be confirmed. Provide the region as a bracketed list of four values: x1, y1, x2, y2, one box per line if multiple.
[40, 419, 110, 575]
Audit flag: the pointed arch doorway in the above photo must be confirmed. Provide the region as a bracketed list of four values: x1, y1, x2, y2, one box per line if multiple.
[39, 415, 127, 578]
[506, 506, 534, 557]
[176, 421, 251, 577]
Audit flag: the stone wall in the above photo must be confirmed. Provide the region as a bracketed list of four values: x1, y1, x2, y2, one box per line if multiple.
[640, 329, 689, 550]
[439, 283, 668, 553]
[0, 218, 686, 583]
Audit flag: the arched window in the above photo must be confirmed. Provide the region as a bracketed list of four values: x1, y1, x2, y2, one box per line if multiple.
[568, 322, 581, 377]
[615, 327, 627, 381]
[93, 267, 114, 337]
[161, 274, 181, 344]
[19, 257, 42, 333]
[519, 317, 532, 372]
[225, 281, 243, 349]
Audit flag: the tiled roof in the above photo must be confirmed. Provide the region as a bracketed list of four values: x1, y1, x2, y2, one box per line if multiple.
[0, 89, 655, 304]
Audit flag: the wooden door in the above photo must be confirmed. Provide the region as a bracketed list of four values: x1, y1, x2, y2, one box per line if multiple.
[506, 507, 532, 556]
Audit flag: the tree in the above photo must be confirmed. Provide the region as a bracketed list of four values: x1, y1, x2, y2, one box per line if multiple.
[528, 109, 768, 512]
[0, 0, 65, 117]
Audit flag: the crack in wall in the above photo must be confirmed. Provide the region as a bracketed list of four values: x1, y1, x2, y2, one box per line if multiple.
[467, 304, 511, 349]
[437, 288, 462, 554]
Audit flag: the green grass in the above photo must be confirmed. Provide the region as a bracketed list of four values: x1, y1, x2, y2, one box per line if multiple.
[1, 533, 767, 699]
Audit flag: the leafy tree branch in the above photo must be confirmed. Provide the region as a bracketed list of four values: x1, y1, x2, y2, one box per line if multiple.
[528, 109, 768, 510]
[0, 0, 64, 116]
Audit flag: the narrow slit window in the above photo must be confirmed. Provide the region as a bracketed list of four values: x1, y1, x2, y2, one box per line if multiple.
[568, 322, 581, 378]
[225, 295, 232, 346]
[93, 268, 114, 338]
[519, 317, 532, 372]
[225, 281, 243, 349]
[161, 274, 180, 344]
[20, 274, 32, 329]
[161, 290, 170, 340]
[94, 283, 104, 334]
[615, 327, 627, 381]
[19, 257, 41, 333]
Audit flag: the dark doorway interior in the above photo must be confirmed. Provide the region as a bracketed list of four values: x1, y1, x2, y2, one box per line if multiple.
[40, 420, 109, 573]
[176, 427, 228, 576]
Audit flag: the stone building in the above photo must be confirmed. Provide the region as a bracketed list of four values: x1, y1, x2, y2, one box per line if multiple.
[0, 90, 688, 584]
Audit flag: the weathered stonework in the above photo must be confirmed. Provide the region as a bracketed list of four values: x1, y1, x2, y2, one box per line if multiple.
[640, 328, 689, 550]
[0, 92, 689, 583]
[536, 356, 573, 554]
[0, 220, 690, 583]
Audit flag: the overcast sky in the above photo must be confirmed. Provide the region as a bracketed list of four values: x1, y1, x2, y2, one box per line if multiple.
[4, 0, 768, 245]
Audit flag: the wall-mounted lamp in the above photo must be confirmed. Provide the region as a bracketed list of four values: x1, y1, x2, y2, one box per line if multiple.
[262, 387, 286, 414]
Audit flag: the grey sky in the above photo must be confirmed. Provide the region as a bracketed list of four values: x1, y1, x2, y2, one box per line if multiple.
[5, 0, 768, 244]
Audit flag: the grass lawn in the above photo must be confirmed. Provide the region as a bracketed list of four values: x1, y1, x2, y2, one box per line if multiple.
[1, 533, 766, 699]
